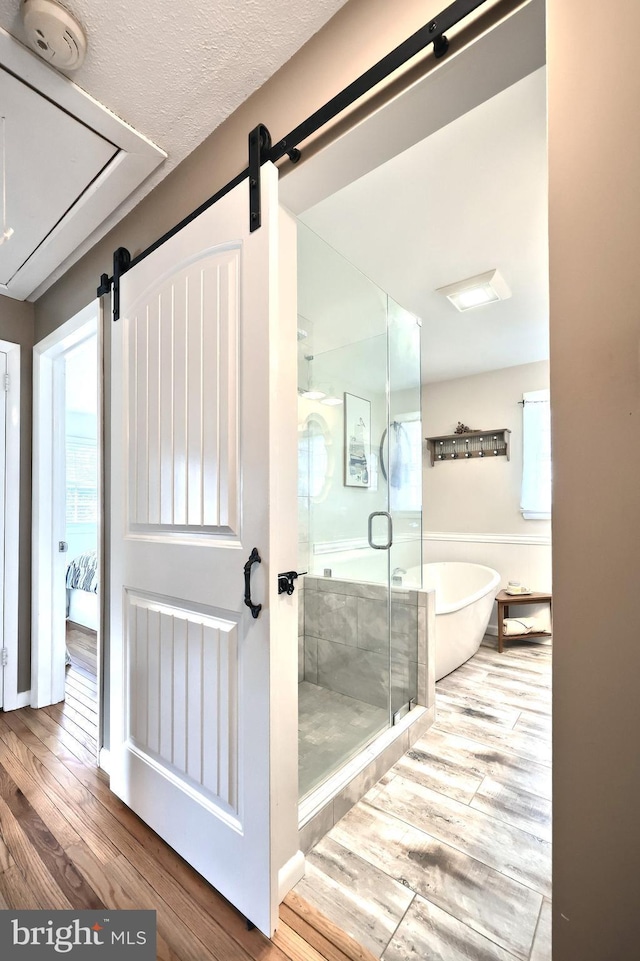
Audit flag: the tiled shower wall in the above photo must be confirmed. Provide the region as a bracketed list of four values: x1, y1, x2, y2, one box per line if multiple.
[300, 576, 429, 709]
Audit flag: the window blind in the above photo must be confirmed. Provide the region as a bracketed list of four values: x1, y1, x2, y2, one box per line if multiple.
[66, 435, 98, 524]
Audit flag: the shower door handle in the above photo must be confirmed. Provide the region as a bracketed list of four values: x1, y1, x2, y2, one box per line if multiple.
[367, 511, 393, 550]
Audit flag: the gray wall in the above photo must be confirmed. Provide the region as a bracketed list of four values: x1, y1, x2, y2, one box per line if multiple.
[26, 0, 640, 954]
[548, 0, 640, 955]
[0, 299, 34, 691]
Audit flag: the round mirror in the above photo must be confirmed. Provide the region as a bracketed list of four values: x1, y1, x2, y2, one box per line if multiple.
[298, 413, 333, 501]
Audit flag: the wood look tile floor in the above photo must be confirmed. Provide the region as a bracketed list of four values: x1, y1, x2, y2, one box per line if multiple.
[0, 627, 376, 961]
[294, 635, 552, 961]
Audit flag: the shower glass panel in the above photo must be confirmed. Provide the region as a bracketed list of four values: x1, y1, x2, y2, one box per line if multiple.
[297, 222, 421, 800]
[388, 297, 423, 719]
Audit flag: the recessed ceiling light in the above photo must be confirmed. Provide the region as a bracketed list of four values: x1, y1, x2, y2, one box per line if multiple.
[436, 269, 511, 312]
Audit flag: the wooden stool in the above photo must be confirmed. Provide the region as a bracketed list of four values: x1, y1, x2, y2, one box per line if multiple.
[496, 589, 552, 653]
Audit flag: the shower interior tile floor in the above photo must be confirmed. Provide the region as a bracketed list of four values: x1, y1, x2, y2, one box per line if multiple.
[299, 681, 389, 799]
[293, 634, 552, 961]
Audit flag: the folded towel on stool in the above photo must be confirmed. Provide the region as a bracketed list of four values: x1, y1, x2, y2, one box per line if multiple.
[503, 615, 545, 636]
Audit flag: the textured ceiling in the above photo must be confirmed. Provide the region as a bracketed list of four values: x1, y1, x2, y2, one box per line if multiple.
[0, 0, 348, 293]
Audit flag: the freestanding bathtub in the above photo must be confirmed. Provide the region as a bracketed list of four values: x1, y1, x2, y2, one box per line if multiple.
[408, 562, 501, 681]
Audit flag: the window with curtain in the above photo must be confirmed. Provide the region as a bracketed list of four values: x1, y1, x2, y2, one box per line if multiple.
[520, 388, 551, 519]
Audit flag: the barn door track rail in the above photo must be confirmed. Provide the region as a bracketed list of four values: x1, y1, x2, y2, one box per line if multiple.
[99, 0, 490, 320]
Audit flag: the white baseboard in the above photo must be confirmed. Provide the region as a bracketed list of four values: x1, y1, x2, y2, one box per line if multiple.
[0, 689, 32, 711]
[278, 849, 305, 901]
[99, 748, 111, 775]
[13, 690, 32, 709]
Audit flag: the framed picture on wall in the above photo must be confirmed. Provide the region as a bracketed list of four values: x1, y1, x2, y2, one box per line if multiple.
[344, 392, 371, 488]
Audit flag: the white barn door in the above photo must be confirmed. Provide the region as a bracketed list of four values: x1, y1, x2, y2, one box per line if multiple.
[110, 163, 300, 935]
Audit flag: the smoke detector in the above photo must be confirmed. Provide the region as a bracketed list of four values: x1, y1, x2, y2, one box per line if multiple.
[21, 0, 87, 71]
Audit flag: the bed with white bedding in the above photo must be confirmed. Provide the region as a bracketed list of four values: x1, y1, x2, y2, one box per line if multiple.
[66, 550, 99, 631]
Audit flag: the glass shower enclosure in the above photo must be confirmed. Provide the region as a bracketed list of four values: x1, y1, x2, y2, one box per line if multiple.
[297, 222, 423, 799]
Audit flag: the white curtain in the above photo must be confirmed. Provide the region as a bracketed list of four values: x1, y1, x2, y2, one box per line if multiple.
[520, 388, 551, 519]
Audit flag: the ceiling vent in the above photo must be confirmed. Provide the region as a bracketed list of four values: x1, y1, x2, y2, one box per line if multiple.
[21, 0, 87, 71]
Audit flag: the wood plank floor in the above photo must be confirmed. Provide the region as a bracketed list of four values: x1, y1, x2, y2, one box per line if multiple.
[62, 623, 99, 752]
[0, 647, 374, 961]
[294, 635, 552, 961]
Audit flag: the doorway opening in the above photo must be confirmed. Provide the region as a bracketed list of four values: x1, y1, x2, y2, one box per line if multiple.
[62, 333, 99, 749]
[32, 301, 101, 759]
[285, 3, 551, 957]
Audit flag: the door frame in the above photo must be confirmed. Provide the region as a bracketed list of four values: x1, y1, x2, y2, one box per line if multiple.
[0, 338, 22, 711]
[31, 301, 100, 716]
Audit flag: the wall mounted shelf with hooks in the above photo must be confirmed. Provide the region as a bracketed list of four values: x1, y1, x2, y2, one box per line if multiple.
[425, 429, 511, 466]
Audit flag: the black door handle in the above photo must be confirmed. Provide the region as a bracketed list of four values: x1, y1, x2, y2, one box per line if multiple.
[244, 547, 262, 619]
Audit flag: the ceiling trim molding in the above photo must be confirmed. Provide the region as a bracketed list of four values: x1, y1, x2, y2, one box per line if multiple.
[0, 27, 166, 301]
